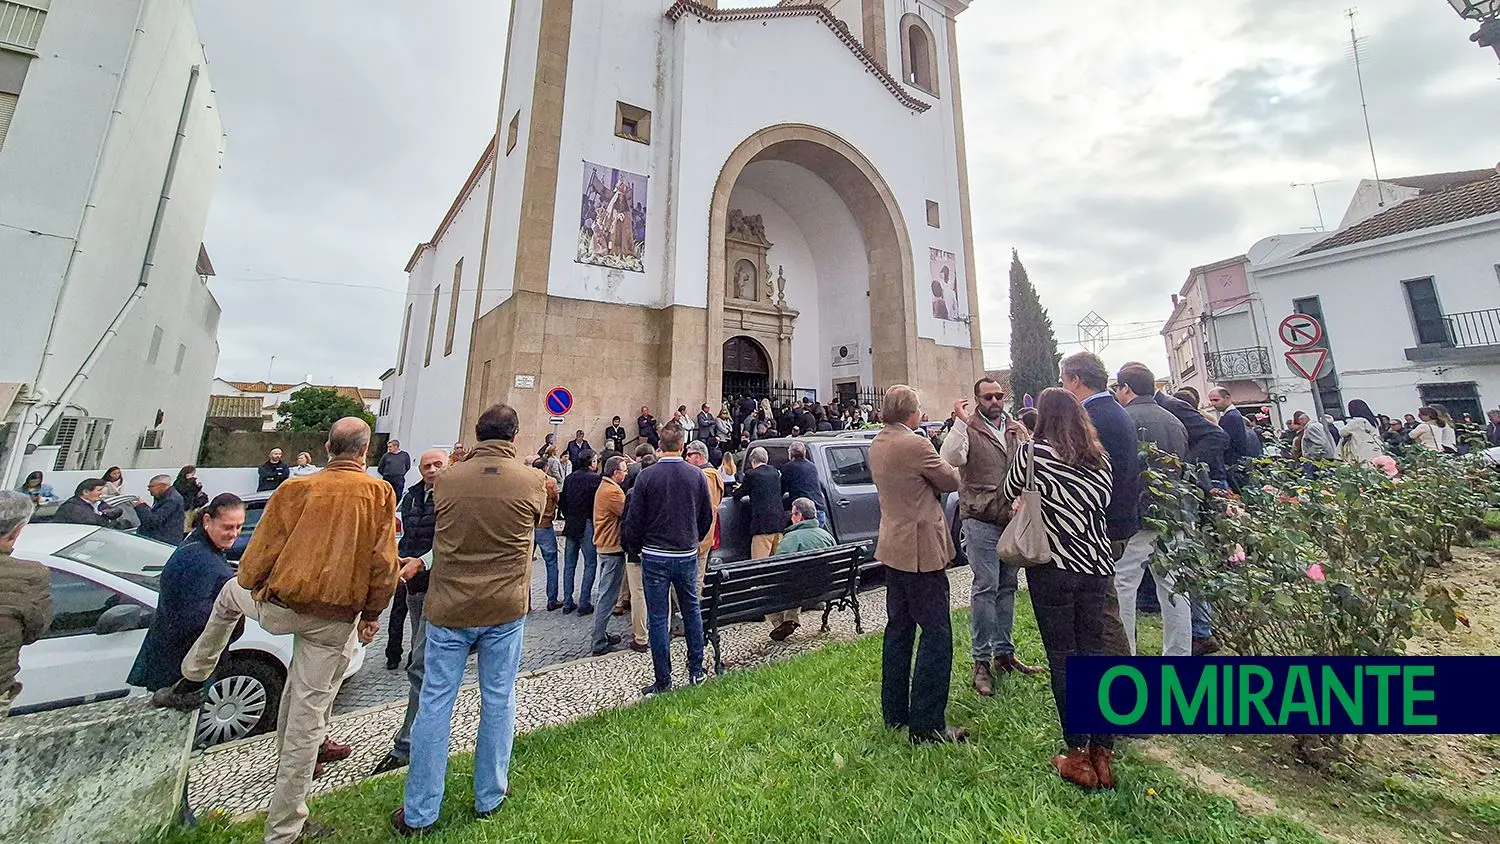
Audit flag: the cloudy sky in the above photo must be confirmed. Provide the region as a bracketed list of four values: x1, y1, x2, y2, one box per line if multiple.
[194, 0, 1500, 387]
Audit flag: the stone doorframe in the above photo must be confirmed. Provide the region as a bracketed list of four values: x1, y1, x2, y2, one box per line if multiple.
[704, 124, 917, 399]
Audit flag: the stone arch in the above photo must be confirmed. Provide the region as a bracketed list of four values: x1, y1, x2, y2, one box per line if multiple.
[706, 123, 916, 397]
[899, 13, 940, 97]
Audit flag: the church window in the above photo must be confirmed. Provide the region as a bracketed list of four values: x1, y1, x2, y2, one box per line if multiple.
[926, 200, 940, 228]
[506, 111, 520, 155]
[900, 14, 940, 97]
[615, 101, 651, 145]
[445, 258, 463, 356]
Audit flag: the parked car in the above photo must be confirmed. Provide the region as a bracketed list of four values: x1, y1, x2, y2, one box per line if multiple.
[11, 524, 366, 746]
[712, 436, 965, 575]
[227, 491, 272, 562]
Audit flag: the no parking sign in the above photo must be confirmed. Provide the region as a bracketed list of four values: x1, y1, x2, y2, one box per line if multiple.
[545, 387, 573, 417]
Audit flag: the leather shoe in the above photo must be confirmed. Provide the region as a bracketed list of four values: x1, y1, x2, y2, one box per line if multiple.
[591, 634, 622, 656]
[1089, 745, 1117, 789]
[910, 725, 970, 745]
[972, 661, 994, 697]
[611, 604, 627, 616]
[390, 807, 431, 837]
[577, 604, 595, 616]
[768, 620, 799, 642]
[995, 654, 1046, 676]
[1053, 747, 1099, 788]
[629, 641, 649, 653]
[546, 600, 562, 612]
[317, 738, 352, 764]
[151, 679, 205, 712]
[295, 818, 335, 841]
[1192, 636, 1222, 656]
[385, 656, 401, 671]
[562, 603, 576, 614]
[370, 754, 409, 776]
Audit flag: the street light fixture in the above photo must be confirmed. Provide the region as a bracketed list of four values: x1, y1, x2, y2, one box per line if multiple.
[1447, 0, 1500, 59]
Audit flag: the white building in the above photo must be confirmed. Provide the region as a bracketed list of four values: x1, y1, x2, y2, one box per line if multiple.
[209, 379, 382, 433]
[0, 0, 224, 481]
[1252, 169, 1500, 423]
[382, 0, 986, 451]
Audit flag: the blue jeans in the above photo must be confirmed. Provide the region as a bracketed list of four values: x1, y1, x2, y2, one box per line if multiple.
[562, 522, 597, 608]
[642, 551, 705, 689]
[535, 527, 559, 603]
[962, 518, 1017, 660]
[592, 553, 626, 652]
[390, 591, 426, 759]
[402, 617, 526, 829]
[1191, 599, 1213, 638]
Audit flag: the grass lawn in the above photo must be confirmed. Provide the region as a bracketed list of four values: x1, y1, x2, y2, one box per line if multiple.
[156, 597, 1322, 844]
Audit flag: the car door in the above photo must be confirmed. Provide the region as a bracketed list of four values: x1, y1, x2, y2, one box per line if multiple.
[821, 444, 880, 553]
[11, 567, 151, 713]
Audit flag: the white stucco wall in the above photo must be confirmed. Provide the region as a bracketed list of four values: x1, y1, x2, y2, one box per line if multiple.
[0, 0, 223, 473]
[1254, 217, 1500, 420]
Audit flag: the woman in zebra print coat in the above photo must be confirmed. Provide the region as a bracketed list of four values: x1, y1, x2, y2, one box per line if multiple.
[1002, 387, 1118, 790]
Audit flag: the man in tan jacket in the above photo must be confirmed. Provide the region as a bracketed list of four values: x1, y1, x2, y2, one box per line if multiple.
[589, 456, 628, 656]
[393, 404, 547, 836]
[869, 385, 965, 744]
[155, 418, 397, 844]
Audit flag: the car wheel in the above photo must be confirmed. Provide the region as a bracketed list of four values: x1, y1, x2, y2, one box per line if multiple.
[196, 654, 284, 748]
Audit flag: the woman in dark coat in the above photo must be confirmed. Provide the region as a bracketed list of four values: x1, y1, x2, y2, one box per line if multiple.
[127, 494, 244, 691]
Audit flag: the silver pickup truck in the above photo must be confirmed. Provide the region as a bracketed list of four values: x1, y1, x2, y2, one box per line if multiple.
[709, 433, 965, 571]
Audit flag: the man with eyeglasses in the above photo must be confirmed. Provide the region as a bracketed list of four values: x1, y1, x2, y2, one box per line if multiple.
[942, 377, 1045, 697]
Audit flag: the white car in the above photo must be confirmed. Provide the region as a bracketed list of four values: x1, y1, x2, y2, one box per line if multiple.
[10, 524, 366, 746]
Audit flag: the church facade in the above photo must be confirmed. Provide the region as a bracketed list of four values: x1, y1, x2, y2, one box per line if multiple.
[382, 0, 984, 453]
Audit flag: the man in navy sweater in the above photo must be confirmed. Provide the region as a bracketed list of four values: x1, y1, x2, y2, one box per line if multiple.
[1060, 352, 1138, 657]
[621, 420, 715, 695]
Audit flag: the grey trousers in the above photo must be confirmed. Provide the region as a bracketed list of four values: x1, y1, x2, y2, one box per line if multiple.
[963, 518, 1018, 660]
[391, 590, 427, 759]
[591, 553, 626, 652]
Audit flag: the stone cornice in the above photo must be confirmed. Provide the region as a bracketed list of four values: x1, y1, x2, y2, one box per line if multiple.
[665, 1, 932, 113]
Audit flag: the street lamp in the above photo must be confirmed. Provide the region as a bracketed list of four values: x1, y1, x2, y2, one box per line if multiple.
[1447, 0, 1500, 59]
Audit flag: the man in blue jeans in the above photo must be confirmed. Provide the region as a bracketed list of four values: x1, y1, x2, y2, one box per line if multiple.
[620, 420, 715, 696]
[392, 405, 547, 837]
[530, 457, 562, 610]
[558, 450, 601, 614]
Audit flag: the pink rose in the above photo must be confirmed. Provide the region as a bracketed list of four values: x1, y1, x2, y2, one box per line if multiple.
[1261, 485, 1278, 494]
[1370, 455, 1399, 478]
[1306, 563, 1326, 581]
[1227, 544, 1247, 566]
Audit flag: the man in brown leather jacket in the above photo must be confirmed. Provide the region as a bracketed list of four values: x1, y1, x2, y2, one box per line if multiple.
[0, 491, 51, 714]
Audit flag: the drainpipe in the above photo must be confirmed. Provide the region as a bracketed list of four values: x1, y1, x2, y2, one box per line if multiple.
[20, 64, 201, 459]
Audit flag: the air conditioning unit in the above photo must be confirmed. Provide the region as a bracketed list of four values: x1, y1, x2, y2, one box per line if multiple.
[139, 429, 165, 450]
[53, 416, 112, 471]
[830, 343, 861, 367]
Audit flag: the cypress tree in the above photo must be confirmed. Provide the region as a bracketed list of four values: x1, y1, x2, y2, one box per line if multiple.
[1008, 249, 1060, 414]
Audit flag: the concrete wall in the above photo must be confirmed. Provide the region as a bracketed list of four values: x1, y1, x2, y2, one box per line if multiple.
[0, 697, 193, 844]
[0, 0, 225, 474]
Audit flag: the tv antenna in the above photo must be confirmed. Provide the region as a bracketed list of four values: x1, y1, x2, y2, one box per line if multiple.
[1346, 8, 1385, 207]
[1290, 180, 1336, 231]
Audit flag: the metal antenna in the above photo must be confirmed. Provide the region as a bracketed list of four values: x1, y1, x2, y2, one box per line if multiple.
[1290, 180, 1336, 231]
[1347, 8, 1384, 206]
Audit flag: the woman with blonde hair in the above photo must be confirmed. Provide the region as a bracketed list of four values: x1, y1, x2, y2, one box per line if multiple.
[289, 452, 318, 477]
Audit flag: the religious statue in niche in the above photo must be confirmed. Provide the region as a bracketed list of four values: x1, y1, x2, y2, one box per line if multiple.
[727, 209, 769, 244]
[733, 259, 758, 301]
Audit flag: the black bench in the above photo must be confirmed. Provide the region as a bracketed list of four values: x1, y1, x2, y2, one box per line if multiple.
[700, 543, 866, 675]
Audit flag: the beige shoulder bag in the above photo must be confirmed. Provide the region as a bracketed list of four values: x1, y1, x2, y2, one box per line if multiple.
[997, 442, 1051, 567]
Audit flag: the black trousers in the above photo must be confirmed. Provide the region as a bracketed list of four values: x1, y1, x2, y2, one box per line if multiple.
[1027, 564, 1115, 750]
[881, 568, 952, 735]
[386, 580, 409, 662]
[385, 477, 405, 501]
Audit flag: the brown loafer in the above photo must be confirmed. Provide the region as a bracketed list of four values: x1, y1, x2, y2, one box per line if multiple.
[972, 661, 994, 697]
[1052, 748, 1099, 789]
[768, 620, 799, 642]
[317, 738, 353, 764]
[911, 725, 970, 745]
[1089, 745, 1117, 789]
[995, 654, 1047, 676]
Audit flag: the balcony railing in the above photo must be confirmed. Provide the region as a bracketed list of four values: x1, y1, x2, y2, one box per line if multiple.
[1444, 308, 1500, 349]
[0, 0, 47, 52]
[1205, 346, 1272, 380]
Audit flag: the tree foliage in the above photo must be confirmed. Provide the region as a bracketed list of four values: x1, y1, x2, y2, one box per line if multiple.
[1007, 249, 1060, 413]
[275, 387, 375, 432]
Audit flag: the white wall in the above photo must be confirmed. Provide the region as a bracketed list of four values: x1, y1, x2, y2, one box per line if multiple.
[1255, 217, 1500, 420]
[0, 0, 223, 474]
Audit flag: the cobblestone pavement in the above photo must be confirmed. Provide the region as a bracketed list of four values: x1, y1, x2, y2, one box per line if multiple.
[190, 567, 978, 817]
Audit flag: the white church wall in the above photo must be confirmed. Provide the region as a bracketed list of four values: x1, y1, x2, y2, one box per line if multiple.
[668, 10, 972, 350]
[543, 0, 675, 308]
[725, 184, 822, 391]
[477, 0, 542, 317]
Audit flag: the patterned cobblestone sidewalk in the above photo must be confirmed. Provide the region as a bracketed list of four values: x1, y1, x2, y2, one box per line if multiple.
[189, 567, 976, 817]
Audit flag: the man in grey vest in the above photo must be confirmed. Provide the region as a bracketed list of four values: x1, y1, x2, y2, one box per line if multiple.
[941, 377, 1045, 697]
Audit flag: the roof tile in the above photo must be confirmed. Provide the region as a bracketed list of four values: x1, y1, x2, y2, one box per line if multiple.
[1302, 173, 1500, 255]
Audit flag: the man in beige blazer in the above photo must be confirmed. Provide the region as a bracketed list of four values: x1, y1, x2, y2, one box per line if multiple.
[869, 385, 965, 744]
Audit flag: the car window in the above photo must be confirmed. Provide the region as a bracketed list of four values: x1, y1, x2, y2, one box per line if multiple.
[55, 528, 173, 584]
[43, 569, 127, 638]
[763, 446, 790, 468]
[240, 500, 268, 536]
[826, 446, 873, 486]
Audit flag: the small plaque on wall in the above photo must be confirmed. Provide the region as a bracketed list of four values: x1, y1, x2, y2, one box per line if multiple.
[515, 375, 536, 389]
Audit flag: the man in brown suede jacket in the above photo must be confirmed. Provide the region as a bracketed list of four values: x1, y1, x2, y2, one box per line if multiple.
[0, 491, 51, 715]
[155, 417, 397, 844]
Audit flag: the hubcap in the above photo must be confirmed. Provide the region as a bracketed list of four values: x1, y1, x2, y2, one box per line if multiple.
[195, 673, 268, 747]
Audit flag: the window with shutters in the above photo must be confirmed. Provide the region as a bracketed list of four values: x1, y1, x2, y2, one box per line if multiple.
[0, 0, 48, 53]
[0, 91, 16, 152]
[445, 258, 462, 356]
[1402, 277, 1448, 346]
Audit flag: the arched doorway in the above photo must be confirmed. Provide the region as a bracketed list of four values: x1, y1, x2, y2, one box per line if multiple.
[722, 336, 770, 402]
